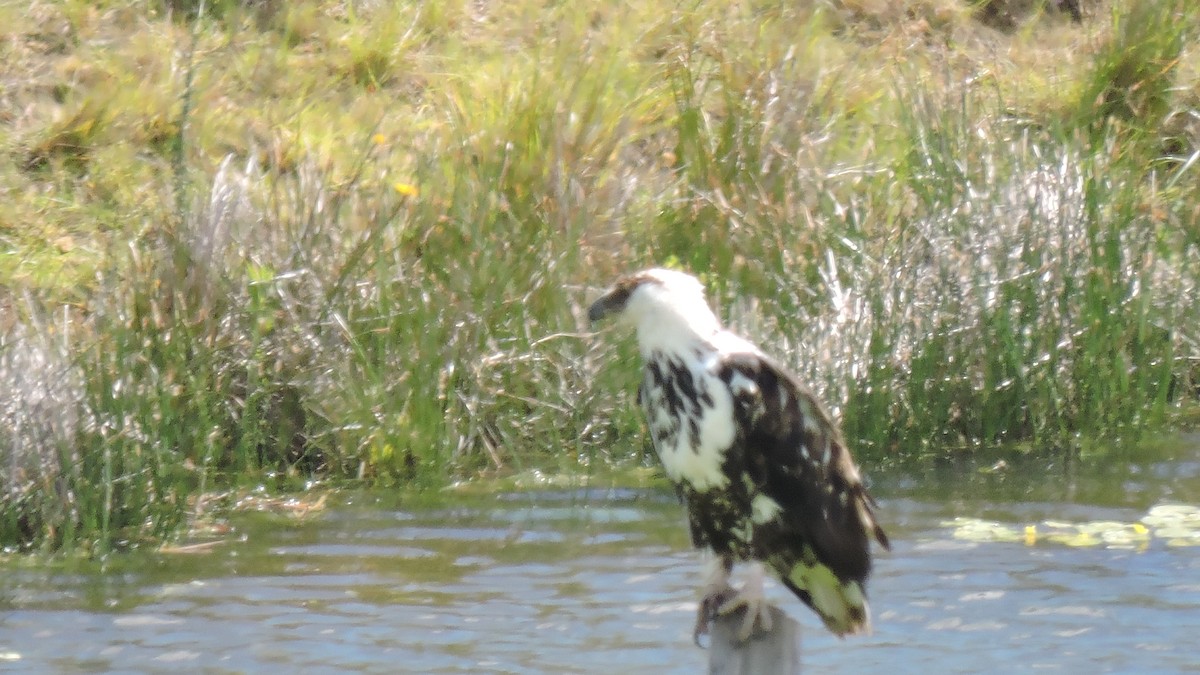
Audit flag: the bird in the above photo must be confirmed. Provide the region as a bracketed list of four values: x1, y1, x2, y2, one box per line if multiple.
[588, 268, 889, 643]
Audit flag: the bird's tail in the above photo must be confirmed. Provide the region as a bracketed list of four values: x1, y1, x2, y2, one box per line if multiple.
[779, 559, 871, 636]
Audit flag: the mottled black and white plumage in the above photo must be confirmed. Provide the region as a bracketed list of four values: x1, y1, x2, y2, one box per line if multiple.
[589, 268, 889, 640]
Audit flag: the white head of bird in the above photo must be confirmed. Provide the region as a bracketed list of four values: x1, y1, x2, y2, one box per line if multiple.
[587, 268, 722, 357]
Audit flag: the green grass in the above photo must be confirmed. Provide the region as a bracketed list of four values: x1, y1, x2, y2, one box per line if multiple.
[2, 0, 1198, 552]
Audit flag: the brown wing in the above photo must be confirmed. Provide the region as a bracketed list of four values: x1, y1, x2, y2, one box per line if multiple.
[717, 351, 889, 582]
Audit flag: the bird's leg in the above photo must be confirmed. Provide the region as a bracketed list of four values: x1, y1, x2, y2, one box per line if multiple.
[716, 561, 774, 642]
[693, 554, 735, 646]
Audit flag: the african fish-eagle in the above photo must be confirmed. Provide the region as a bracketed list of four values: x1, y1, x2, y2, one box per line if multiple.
[589, 268, 889, 642]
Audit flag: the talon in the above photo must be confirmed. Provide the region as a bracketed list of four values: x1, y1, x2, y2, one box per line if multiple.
[693, 586, 734, 647]
[692, 600, 710, 646]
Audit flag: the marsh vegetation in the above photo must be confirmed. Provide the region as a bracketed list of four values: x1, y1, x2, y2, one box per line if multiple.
[1, 0, 1198, 551]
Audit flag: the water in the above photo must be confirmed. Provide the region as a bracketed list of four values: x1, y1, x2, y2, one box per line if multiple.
[2, 438, 1199, 674]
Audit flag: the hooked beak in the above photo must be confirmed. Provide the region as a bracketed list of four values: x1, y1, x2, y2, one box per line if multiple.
[588, 287, 630, 325]
[588, 295, 618, 325]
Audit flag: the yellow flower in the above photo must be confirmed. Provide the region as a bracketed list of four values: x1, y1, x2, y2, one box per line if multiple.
[393, 182, 419, 197]
[372, 133, 387, 145]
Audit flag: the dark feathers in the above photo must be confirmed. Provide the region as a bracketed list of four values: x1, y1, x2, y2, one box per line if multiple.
[718, 351, 889, 582]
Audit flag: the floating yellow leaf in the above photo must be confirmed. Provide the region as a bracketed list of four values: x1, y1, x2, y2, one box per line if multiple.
[372, 133, 386, 145]
[393, 182, 419, 197]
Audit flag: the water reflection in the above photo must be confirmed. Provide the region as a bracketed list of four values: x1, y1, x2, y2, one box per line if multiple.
[2, 443, 1199, 673]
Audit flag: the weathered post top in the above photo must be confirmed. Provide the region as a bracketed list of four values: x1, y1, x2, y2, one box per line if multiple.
[707, 604, 801, 675]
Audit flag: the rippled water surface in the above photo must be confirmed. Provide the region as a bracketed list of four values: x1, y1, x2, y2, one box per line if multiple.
[3, 438, 1200, 673]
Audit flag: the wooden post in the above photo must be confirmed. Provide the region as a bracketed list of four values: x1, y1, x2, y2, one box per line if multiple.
[707, 604, 801, 675]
